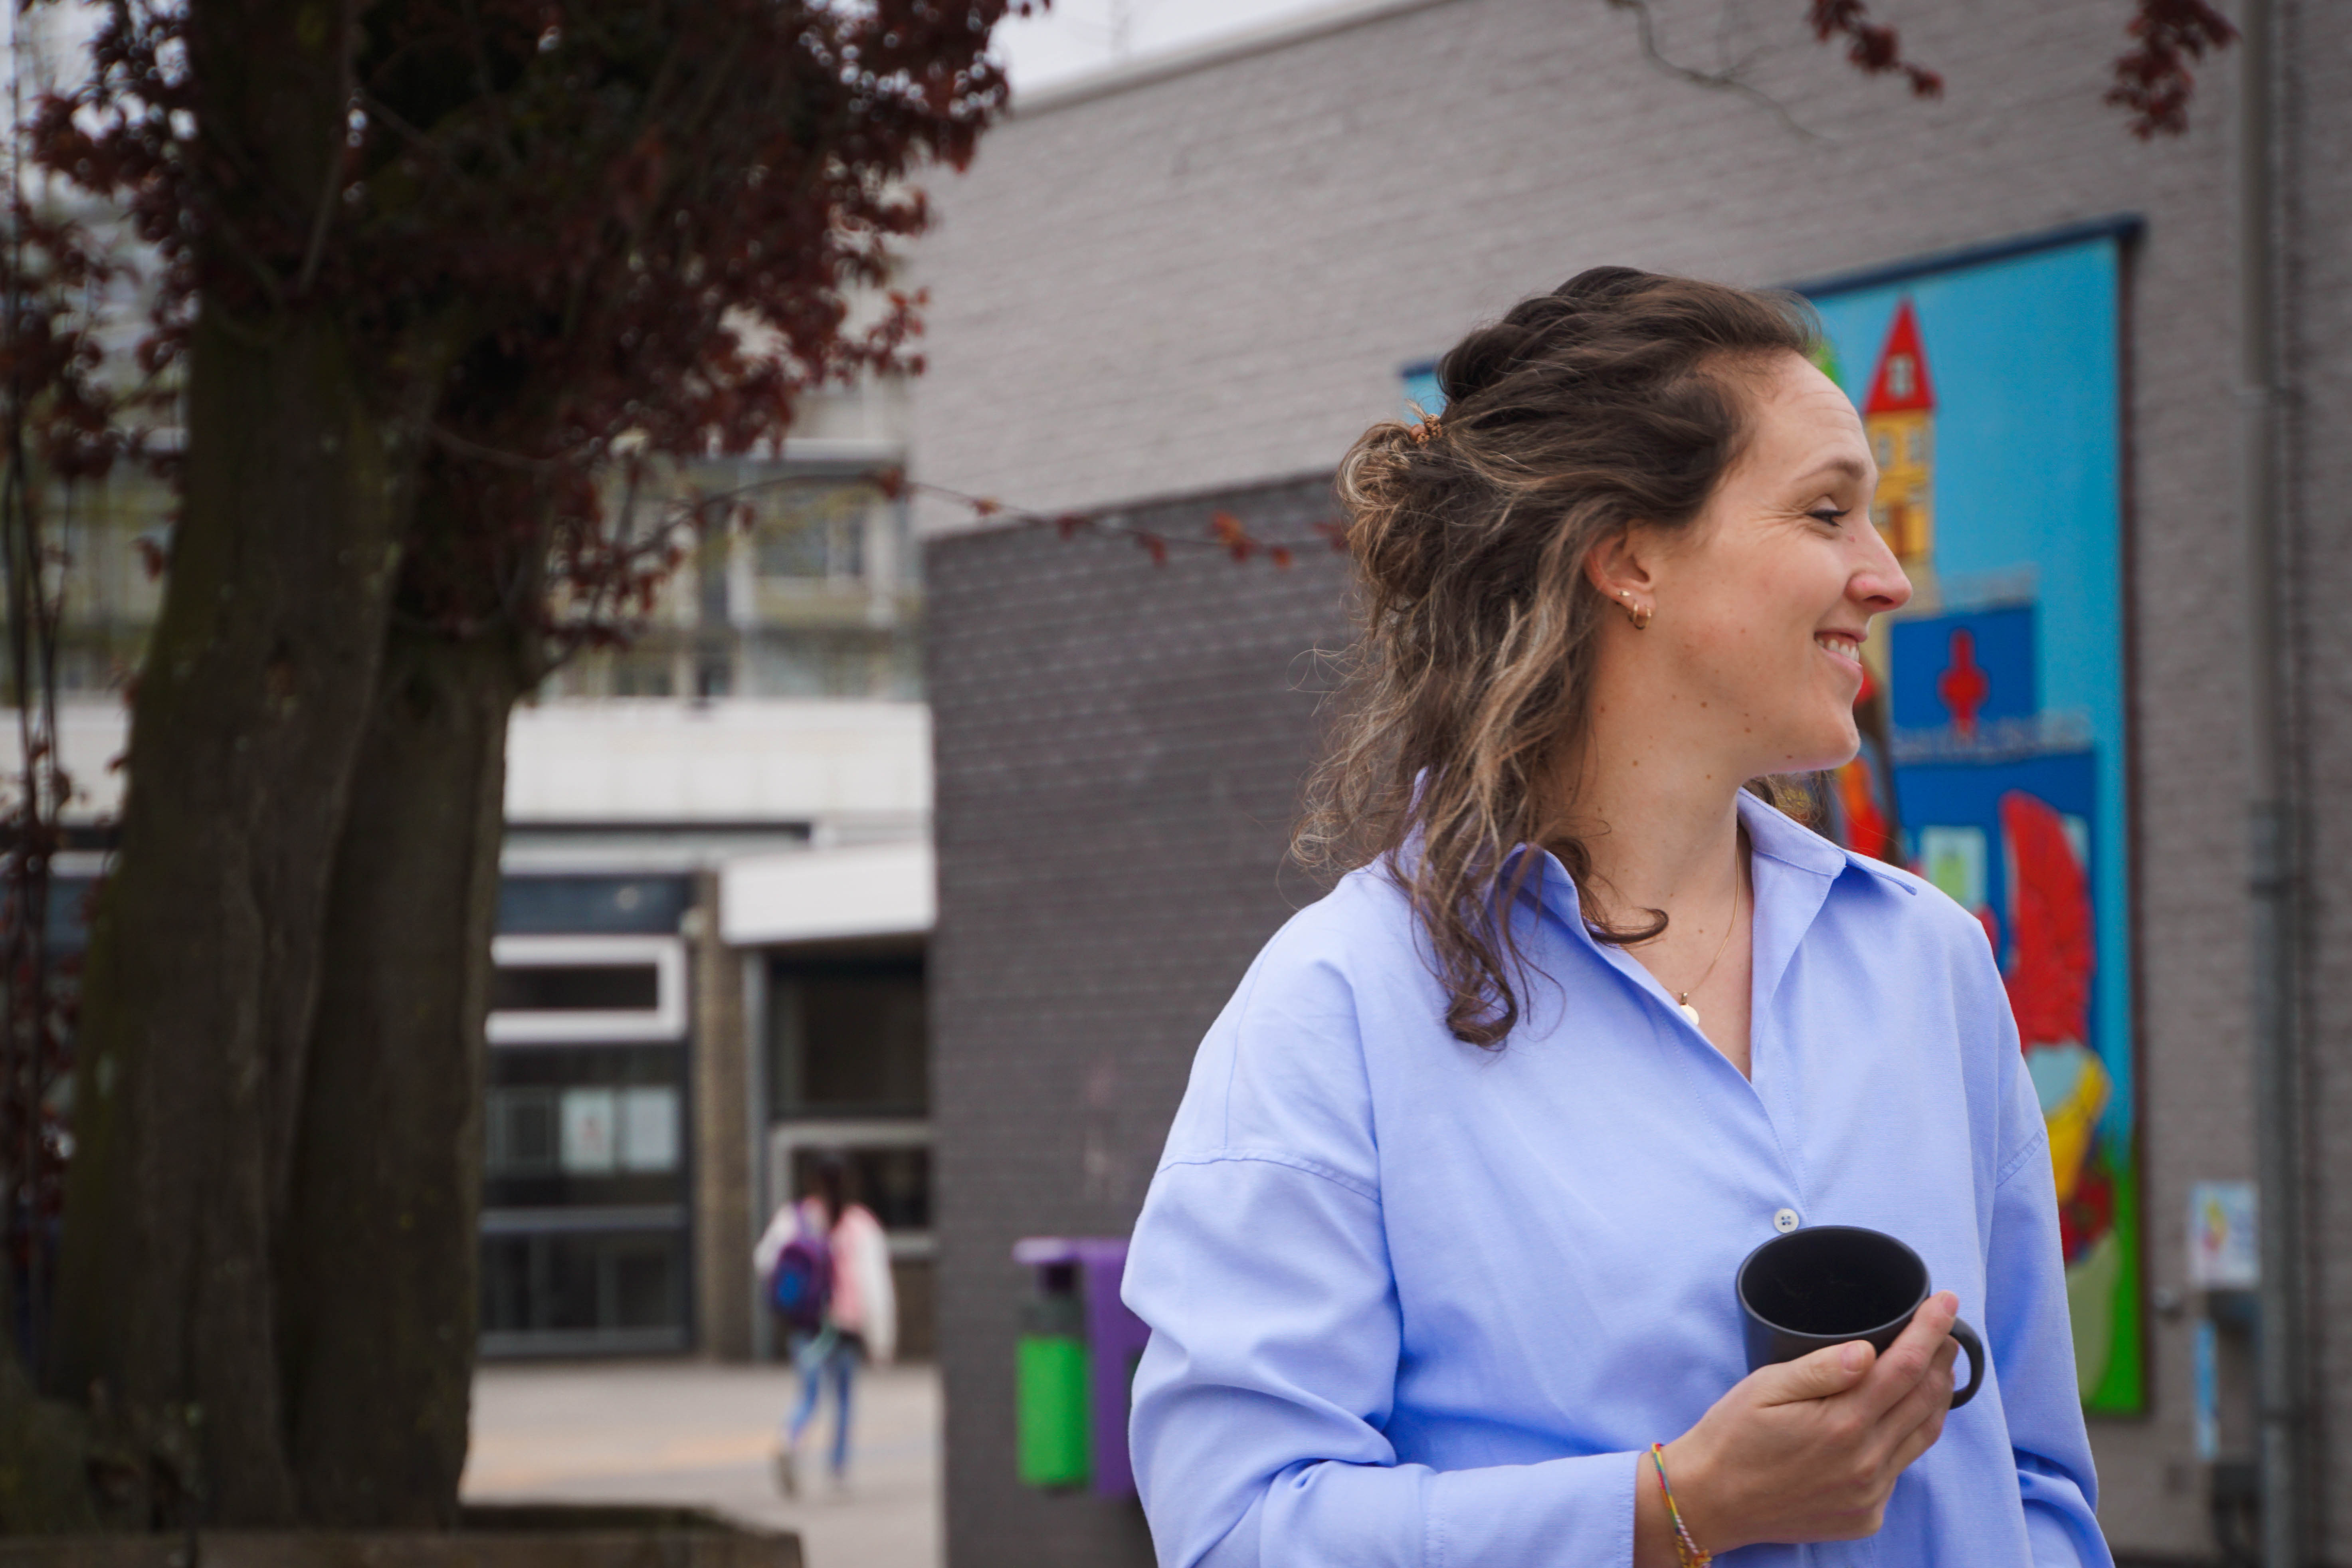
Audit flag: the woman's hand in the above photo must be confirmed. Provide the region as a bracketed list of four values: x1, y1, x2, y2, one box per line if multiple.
[1635, 1292, 1964, 1563]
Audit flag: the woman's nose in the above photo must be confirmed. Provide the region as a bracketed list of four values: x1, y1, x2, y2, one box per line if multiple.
[1855, 526, 1914, 613]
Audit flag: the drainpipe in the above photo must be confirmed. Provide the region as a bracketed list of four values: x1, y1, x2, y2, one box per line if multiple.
[2237, 0, 2305, 1562]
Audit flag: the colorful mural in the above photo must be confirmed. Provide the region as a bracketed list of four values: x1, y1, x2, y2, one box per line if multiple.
[1806, 233, 2140, 1413]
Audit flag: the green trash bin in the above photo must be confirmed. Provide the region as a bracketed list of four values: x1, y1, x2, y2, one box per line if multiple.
[1016, 1289, 1091, 1489]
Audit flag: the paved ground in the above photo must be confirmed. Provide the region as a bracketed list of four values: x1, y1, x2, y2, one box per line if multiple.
[462, 1358, 942, 1568]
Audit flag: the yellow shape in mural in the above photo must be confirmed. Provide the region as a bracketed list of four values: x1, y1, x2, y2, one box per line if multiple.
[1862, 298, 1936, 570]
[2027, 1041, 2111, 1205]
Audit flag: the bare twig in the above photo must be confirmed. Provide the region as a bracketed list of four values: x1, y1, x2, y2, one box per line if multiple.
[295, 0, 362, 297]
[1607, 0, 1821, 140]
[426, 423, 594, 472]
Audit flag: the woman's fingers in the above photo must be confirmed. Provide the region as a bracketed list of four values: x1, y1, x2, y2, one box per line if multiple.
[1756, 1338, 1877, 1406]
[1851, 1293, 1958, 1418]
[1871, 1332, 1960, 1446]
[1885, 1386, 1953, 1473]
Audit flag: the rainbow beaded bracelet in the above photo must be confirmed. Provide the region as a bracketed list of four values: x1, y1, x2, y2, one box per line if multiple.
[1649, 1443, 1713, 1568]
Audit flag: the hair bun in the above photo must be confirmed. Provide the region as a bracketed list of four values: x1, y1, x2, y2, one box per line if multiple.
[1335, 418, 1448, 604]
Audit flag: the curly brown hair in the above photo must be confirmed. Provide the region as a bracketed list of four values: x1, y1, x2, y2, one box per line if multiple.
[1295, 266, 1821, 1045]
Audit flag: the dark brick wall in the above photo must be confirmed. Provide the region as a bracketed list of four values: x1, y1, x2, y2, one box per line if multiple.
[926, 475, 1350, 1568]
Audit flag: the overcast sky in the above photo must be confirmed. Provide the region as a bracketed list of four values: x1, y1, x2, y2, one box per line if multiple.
[992, 0, 1358, 94]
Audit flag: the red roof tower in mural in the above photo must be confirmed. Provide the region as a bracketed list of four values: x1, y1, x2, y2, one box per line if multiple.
[1864, 299, 1936, 567]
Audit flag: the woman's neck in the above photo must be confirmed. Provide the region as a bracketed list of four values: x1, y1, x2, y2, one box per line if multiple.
[1546, 692, 1750, 925]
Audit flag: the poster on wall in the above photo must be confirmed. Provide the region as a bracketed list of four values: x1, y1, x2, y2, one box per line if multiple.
[1802, 228, 2140, 1414]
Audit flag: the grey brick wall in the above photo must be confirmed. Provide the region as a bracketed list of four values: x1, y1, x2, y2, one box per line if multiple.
[911, 0, 2352, 1560]
[927, 479, 1350, 1568]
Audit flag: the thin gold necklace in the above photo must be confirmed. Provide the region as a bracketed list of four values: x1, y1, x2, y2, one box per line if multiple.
[1675, 851, 1744, 1029]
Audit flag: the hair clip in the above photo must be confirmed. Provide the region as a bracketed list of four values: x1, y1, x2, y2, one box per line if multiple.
[1408, 416, 1442, 446]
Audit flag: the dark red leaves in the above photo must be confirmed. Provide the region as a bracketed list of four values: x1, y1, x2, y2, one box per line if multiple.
[1209, 509, 1253, 561]
[911, 474, 1332, 570]
[1807, 0, 1942, 97]
[2107, 0, 2238, 138]
[28, 0, 1032, 651]
[1808, 0, 2234, 131]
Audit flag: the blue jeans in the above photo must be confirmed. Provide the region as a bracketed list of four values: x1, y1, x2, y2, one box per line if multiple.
[785, 1328, 862, 1475]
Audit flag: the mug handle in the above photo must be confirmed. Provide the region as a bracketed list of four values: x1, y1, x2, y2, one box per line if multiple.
[1947, 1319, 1986, 1409]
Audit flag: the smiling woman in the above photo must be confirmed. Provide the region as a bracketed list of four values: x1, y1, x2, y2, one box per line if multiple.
[1122, 269, 2112, 1568]
[1303, 269, 1877, 1049]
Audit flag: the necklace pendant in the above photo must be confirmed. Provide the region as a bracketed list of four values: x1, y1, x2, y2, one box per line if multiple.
[1677, 1000, 1702, 1028]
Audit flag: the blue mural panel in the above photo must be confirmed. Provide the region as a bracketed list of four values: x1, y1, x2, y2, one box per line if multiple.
[1805, 234, 2139, 1411]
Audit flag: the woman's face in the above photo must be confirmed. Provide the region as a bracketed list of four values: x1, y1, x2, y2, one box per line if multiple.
[1637, 351, 1912, 774]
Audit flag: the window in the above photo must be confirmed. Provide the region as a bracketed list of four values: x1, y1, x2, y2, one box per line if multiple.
[480, 1227, 688, 1352]
[483, 1043, 687, 1208]
[493, 964, 660, 1012]
[752, 486, 871, 584]
[550, 1085, 680, 1174]
[786, 1141, 930, 1231]
[483, 1081, 689, 1181]
[768, 953, 927, 1119]
[489, 935, 687, 1045]
[768, 1122, 934, 1245]
[486, 1088, 558, 1176]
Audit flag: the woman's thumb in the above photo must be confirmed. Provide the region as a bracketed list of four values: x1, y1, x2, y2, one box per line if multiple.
[1765, 1340, 1875, 1403]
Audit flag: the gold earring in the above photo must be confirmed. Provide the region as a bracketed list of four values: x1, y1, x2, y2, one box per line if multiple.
[1633, 603, 1653, 631]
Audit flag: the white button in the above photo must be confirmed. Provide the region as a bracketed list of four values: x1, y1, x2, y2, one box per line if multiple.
[1774, 1208, 1802, 1233]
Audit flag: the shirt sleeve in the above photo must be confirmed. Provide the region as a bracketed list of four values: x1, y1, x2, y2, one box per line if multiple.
[1126, 1156, 1639, 1568]
[751, 1204, 795, 1280]
[1123, 918, 1641, 1568]
[1979, 963, 2117, 1568]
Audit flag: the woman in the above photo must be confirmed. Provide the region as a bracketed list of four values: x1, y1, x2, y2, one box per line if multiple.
[1122, 269, 2108, 1568]
[757, 1157, 896, 1495]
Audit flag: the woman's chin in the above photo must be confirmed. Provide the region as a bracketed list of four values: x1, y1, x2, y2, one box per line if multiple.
[1765, 716, 1861, 776]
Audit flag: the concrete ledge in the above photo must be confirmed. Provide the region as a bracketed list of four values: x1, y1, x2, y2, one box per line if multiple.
[0, 1509, 801, 1568]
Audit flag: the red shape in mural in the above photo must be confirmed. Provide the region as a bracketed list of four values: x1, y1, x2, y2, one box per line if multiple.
[1863, 298, 1936, 415]
[1834, 753, 1895, 861]
[2000, 790, 2093, 1049]
[1937, 628, 1991, 736]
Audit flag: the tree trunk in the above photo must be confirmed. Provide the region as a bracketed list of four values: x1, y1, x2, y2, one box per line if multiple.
[279, 623, 525, 1525]
[49, 307, 408, 1524]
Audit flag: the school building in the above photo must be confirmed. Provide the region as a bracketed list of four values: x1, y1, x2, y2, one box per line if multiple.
[40, 381, 945, 1366]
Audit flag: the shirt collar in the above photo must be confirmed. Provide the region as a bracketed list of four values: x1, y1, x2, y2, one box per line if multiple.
[1734, 787, 1919, 895]
[1388, 783, 1915, 929]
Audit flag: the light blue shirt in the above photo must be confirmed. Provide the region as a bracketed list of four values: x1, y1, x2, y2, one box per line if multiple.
[1124, 790, 2111, 1568]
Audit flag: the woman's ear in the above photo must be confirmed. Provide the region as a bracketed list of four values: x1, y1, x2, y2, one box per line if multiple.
[1583, 523, 1661, 611]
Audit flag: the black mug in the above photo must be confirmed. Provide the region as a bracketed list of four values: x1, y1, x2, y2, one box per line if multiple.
[1735, 1225, 1984, 1409]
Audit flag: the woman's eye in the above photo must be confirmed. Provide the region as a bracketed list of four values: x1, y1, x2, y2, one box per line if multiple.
[1807, 507, 1849, 526]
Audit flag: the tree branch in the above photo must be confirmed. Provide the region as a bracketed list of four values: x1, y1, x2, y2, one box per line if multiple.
[1606, 0, 1820, 140]
[297, 0, 363, 297]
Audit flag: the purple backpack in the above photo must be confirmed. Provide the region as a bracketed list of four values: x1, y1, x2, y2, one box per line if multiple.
[768, 1211, 834, 1332]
